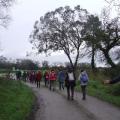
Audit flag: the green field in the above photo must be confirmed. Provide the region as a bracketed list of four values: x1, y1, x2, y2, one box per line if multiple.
[0, 77, 35, 120]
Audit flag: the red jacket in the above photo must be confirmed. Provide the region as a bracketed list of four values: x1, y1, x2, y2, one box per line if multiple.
[36, 71, 42, 81]
[49, 71, 57, 81]
[45, 72, 49, 80]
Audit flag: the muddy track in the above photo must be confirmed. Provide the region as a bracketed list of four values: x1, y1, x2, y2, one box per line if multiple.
[26, 83, 120, 120]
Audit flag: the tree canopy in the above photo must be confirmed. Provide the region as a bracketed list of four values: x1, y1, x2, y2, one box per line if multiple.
[0, 0, 15, 28]
[30, 5, 120, 71]
[30, 5, 88, 71]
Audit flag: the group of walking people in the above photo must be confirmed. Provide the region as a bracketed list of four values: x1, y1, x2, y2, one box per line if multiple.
[14, 67, 120, 101]
[65, 68, 89, 100]
[8, 67, 89, 101]
[43, 67, 89, 100]
[35, 67, 89, 101]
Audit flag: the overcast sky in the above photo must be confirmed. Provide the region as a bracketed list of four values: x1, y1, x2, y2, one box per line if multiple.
[0, 0, 106, 65]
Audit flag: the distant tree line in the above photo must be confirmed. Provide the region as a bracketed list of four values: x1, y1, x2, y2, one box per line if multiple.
[0, 56, 40, 70]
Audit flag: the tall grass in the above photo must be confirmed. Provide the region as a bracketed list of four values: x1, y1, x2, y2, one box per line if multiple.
[76, 70, 120, 107]
[0, 77, 35, 120]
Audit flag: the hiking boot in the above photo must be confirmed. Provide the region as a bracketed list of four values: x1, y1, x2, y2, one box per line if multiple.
[82, 97, 86, 100]
[67, 96, 70, 100]
[71, 97, 74, 100]
[53, 88, 55, 91]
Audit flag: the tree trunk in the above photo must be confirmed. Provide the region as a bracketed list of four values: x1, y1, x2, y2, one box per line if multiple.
[65, 53, 77, 81]
[91, 45, 96, 71]
[104, 51, 116, 68]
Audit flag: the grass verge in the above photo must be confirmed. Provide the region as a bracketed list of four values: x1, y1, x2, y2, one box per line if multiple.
[0, 77, 35, 120]
[75, 72, 120, 107]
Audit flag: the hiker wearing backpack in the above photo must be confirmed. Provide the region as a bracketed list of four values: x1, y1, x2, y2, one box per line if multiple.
[36, 71, 42, 88]
[43, 71, 49, 87]
[49, 69, 57, 91]
[79, 69, 89, 100]
[58, 69, 65, 90]
[65, 67, 76, 100]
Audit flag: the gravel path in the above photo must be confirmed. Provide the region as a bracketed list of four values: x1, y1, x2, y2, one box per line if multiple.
[26, 83, 120, 120]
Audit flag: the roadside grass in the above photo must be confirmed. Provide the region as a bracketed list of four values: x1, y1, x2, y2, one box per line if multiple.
[0, 77, 35, 120]
[75, 72, 120, 107]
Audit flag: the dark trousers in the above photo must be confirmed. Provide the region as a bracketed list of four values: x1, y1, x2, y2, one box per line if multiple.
[59, 82, 64, 90]
[67, 86, 74, 100]
[49, 80, 55, 91]
[44, 78, 48, 87]
[23, 77, 27, 82]
[37, 81, 40, 88]
[81, 85, 87, 100]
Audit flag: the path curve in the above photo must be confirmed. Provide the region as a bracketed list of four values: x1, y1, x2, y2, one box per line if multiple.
[26, 83, 120, 120]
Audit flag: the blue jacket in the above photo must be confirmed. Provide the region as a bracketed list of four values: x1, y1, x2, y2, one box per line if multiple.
[58, 71, 65, 82]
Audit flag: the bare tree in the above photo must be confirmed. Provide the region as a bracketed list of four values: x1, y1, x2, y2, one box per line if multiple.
[82, 12, 120, 68]
[104, 0, 120, 17]
[0, 0, 15, 28]
[30, 5, 88, 74]
[98, 15, 120, 68]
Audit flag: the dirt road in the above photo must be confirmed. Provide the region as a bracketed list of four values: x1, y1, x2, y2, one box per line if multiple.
[26, 83, 120, 120]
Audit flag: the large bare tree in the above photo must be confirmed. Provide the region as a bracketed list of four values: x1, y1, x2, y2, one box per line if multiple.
[30, 5, 88, 75]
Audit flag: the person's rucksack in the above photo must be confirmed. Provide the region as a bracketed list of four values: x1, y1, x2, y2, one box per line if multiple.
[80, 74, 88, 83]
[50, 71, 56, 80]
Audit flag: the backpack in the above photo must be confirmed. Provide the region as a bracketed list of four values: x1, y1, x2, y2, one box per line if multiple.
[58, 71, 65, 81]
[80, 74, 88, 83]
[68, 73, 74, 81]
[50, 71, 56, 80]
[44, 72, 49, 79]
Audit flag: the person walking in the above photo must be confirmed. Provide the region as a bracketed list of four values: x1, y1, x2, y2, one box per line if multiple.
[22, 71, 27, 82]
[49, 69, 57, 91]
[65, 67, 76, 100]
[79, 69, 89, 100]
[44, 71, 49, 87]
[16, 70, 21, 80]
[29, 71, 34, 83]
[58, 69, 65, 90]
[36, 71, 42, 88]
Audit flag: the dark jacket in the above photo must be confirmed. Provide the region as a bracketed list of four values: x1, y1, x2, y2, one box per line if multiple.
[58, 71, 65, 82]
[65, 72, 76, 87]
